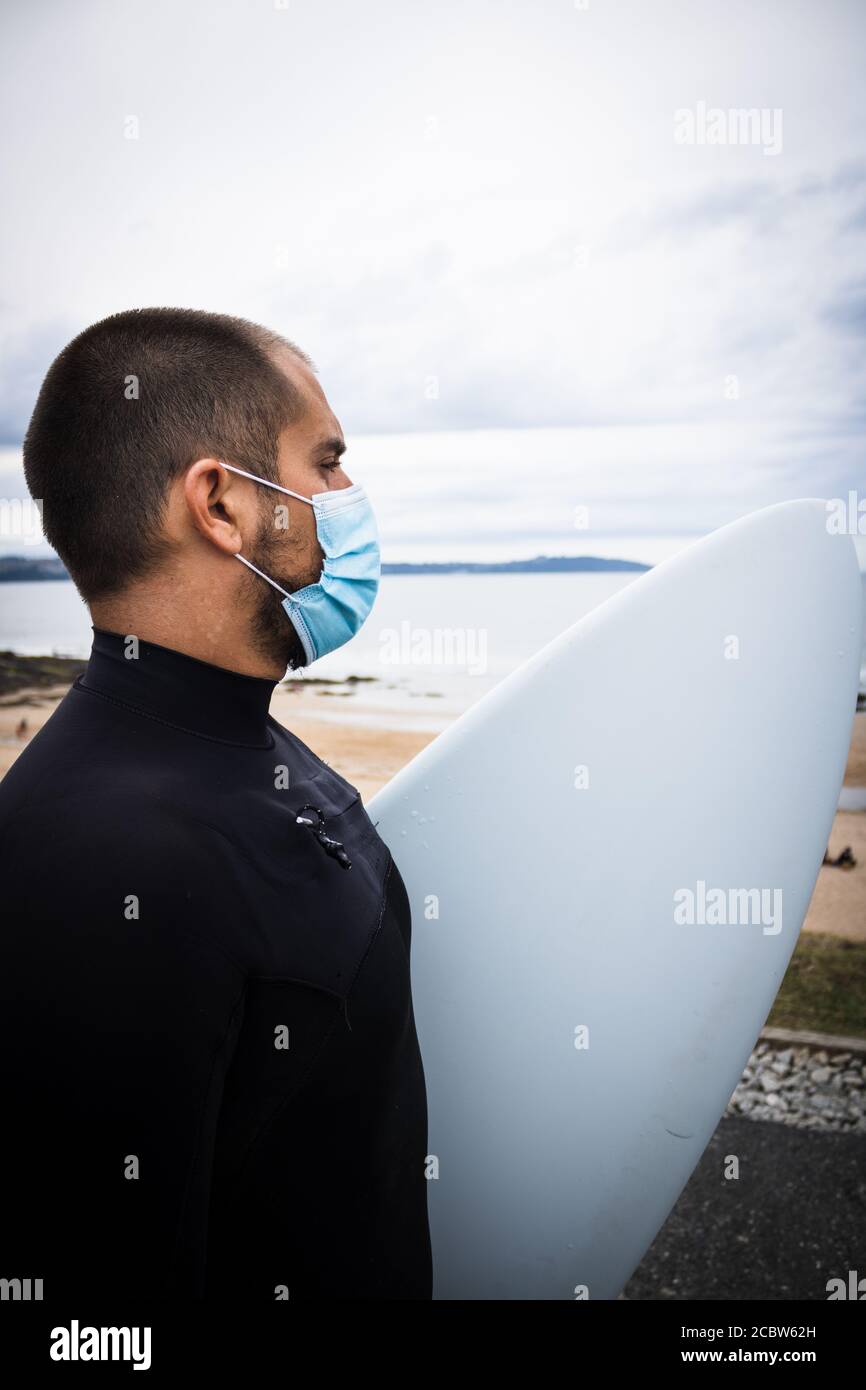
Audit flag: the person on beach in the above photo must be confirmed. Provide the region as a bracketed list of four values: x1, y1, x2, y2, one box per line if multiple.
[0, 308, 432, 1301]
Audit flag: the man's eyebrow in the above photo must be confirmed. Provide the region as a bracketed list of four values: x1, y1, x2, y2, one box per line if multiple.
[311, 436, 346, 458]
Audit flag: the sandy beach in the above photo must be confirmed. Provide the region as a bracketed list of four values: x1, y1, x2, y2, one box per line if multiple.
[2, 679, 864, 941]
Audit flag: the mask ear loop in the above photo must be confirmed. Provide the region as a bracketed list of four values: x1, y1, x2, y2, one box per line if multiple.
[218, 458, 315, 506]
[234, 552, 292, 597]
[221, 459, 315, 596]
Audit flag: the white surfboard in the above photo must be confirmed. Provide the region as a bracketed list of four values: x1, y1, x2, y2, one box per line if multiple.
[368, 499, 862, 1300]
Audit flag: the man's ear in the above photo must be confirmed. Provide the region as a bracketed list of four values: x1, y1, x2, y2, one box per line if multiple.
[181, 458, 250, 556]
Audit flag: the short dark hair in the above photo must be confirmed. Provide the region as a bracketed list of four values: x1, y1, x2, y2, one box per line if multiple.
[23, 307, 314, 601]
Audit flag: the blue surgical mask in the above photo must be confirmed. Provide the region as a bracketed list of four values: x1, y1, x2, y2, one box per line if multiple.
[220, 460, 380, 666]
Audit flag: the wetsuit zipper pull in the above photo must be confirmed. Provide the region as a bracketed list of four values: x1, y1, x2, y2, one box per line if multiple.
[295, 805, 353, 870]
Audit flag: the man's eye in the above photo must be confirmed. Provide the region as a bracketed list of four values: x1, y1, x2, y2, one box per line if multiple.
[320, 459, 342, 471]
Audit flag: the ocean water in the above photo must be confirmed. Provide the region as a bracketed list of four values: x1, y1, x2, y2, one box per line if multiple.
[2, 572, 865, 728]
[0, 573, 638, 724]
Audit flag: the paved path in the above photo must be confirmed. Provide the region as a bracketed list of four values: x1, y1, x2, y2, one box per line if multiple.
[623, 1115, 866, 1300]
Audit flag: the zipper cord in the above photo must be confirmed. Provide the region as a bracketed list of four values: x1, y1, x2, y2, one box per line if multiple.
[294, 804, 353, 870]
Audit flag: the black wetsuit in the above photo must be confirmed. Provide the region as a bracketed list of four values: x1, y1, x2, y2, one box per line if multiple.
[0, 628, 432, 1301]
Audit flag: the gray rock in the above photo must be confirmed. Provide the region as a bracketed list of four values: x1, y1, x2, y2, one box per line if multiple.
[760, 1073, 784, 1093]
[722, 1043, 866, 1133]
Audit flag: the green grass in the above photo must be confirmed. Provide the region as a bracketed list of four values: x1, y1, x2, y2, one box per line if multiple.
[0, 651, 85, 699]
[768, 933, 866, 1039]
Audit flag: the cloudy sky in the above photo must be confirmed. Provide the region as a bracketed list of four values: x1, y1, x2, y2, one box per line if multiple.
[1, 0, 864, 565]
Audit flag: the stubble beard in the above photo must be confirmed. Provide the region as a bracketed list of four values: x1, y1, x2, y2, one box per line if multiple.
[247, 510, 323, 673]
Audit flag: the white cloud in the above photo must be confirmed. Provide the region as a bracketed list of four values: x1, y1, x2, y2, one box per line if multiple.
[1, 0, 864, 562]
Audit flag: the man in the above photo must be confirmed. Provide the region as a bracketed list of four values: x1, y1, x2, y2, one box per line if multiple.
[0, 308, 432, 1301]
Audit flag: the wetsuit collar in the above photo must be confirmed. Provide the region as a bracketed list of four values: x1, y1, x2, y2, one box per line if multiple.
[78, 627, 279, 747]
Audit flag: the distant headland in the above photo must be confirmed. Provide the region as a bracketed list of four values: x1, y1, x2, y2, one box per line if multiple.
[0, 556, 71, 581]
[380, 556, 651, 574]
[0, 553, 651, 582]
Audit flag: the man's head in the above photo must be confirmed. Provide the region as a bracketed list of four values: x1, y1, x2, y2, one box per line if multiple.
[23, 307, 351, 674]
